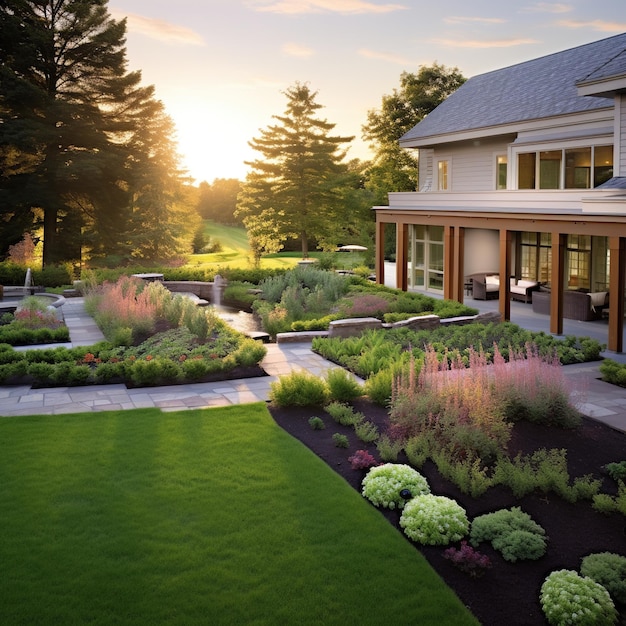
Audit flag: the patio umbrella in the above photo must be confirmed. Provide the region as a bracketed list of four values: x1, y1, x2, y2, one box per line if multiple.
[338, 244, 368, 251]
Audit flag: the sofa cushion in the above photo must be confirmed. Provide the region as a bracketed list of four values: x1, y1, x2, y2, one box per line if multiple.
[517, 280, 538, 289]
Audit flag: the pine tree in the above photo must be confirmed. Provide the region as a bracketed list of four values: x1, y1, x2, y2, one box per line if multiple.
[237, 82, 354, 258]
[0, 0, 192, 267]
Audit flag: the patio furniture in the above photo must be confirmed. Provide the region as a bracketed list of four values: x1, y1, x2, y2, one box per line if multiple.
[532, 289, 609, 321]
[510, 279, 541, 303]
[471, 273, 500, 300]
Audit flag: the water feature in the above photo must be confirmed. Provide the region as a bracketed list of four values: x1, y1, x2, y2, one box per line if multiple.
[24, 268, 34, 295]
[212, 274, 222, 308]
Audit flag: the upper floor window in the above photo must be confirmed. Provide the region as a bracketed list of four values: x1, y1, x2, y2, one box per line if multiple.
[517, 144, 613, 190]
[496, 155, 507, 190]
[437, 159, 449, 191]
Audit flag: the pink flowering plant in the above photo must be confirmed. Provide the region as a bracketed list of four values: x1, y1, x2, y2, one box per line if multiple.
[361, 463, 430, 510]
[399, 494, 469, 545]
[443, 541, 492, 577]
[348, 449, 378, 470]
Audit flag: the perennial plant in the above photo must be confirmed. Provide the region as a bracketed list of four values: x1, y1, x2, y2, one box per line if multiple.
[361, 463, 430, 510]
[540, 569, 617, 625]
[399, 494, 469, 545]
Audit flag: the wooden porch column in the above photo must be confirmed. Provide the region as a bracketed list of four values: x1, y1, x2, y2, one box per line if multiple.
[608, 237, 625, 353]
[395, 222, 409, 292]
[446, 226, 464, 302]
[550, 234, 567, 335]
[443, 226, 454, 300]
[498, 229, 511, 321]
[375, 220, 385, 286]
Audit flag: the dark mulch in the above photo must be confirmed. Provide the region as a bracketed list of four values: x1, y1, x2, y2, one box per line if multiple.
[269, 399, 626, 626]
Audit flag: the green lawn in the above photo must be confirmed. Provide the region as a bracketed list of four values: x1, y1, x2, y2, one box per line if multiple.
[0, 404, 477, 625]
[186, 221, 367, 271]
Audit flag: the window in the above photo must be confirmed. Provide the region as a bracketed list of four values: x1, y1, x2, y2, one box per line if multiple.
[567, 235, 591, 289]
[594, 145, 613, 187]
[565, 147, 591, 188]
[437, 160, 449, 191]
[496, 155, 507, 190]
[519, 232, 551, 282]
[517, 144, 612, 189]
[539, 151, 562, 189]
[409, 225, 444, 292]
[518, 152, 536, 189]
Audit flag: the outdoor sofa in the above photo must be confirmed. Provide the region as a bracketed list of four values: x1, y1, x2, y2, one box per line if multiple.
[471, 274, 540, 302]
[531, 288, 609, 321]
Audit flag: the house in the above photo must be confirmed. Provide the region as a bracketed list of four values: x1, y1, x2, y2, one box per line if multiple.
[374, 32, 626, 352]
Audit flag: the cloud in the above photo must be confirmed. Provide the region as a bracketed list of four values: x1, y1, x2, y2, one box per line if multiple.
[359, 48, 412, 65]
[444, 16, 507, 25]
[110, 10, 205, 45]
[246, 0, 407, 15]
[431, 37, 538, 48]
[521, 3, 572, 13]
[557, 18, 626, 32]
[282, 42, 315, 57]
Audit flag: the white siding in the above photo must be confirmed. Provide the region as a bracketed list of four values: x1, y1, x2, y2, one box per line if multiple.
[431, 137, 513, 192]
[418, 148, 433, 191]
[464, 229, 500, 277]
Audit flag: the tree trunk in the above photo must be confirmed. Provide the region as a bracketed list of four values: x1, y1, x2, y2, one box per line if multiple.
[301, 231, 309, 259]
[42, 207, 58, 268]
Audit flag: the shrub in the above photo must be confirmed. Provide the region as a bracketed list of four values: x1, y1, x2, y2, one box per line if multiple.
[540, 569, 617, 625]
[443, 541, 492, 577]
[432, 451, 494, 498]
[363, 368, 393, 406]
[361, 463, 430, 510]
[470, 507, 547, 562]
[269, 371, 329, 407]
[400, 495, 469, 545]
[233, 338, 267, 367]
[580, 552, 626, 605]
[376, 434, 403, 462]
[324, 402, 364, 426]
[326, 368, 363, 402]
[308, 416, 325, 430]
[403, 435, 432, 469]
[332, 433, 349, 448]
[605, 461, 626, 482]
[348, 449, 378, 470]
[354, 420, 379, 444]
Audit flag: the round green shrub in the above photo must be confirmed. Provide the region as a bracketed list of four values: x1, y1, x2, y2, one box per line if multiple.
[580, 552, 626, 605]
[399, 494, 469, 545]
[540, 569, 617, 625]
[269, 371, 329, 407]
[308, 416, 325, 430]
[362, 463, 430, 510]
[326, 367, 363, 402]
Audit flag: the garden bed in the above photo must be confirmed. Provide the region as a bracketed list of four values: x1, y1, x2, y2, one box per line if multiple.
[270, 399, 626, 626]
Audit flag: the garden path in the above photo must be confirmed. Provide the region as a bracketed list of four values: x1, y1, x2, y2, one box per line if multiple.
[1, 297, 626, 435]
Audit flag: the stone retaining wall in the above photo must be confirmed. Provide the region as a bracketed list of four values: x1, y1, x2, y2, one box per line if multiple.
[276, 310, 502, 343]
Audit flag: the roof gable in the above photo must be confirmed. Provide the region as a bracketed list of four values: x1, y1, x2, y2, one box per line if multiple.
[401, 33, 626, 146]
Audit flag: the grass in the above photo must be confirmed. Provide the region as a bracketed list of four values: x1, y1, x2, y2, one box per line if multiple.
[185, 221, 367, 271]
[0, 404, 477, 625]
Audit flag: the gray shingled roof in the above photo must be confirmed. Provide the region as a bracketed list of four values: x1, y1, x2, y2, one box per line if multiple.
[401, 33, 626, 145]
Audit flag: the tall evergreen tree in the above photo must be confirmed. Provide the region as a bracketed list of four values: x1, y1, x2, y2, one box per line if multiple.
[362, 64, 466, 204]
[0, 0, 192, 266]
[236, 82, 354, 259]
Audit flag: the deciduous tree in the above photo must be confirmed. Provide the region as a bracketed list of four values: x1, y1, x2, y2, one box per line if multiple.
[362, 64, 466, 204]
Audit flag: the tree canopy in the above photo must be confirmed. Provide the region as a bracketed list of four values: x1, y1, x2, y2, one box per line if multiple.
[0, 0, 196, 267]
[197, 178, 242, 224]
[236, 82, 358, 261]
[362, 64, 466, 203]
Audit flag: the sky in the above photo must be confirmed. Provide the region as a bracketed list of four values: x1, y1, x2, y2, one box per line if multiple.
[108, 1, 626, 184]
